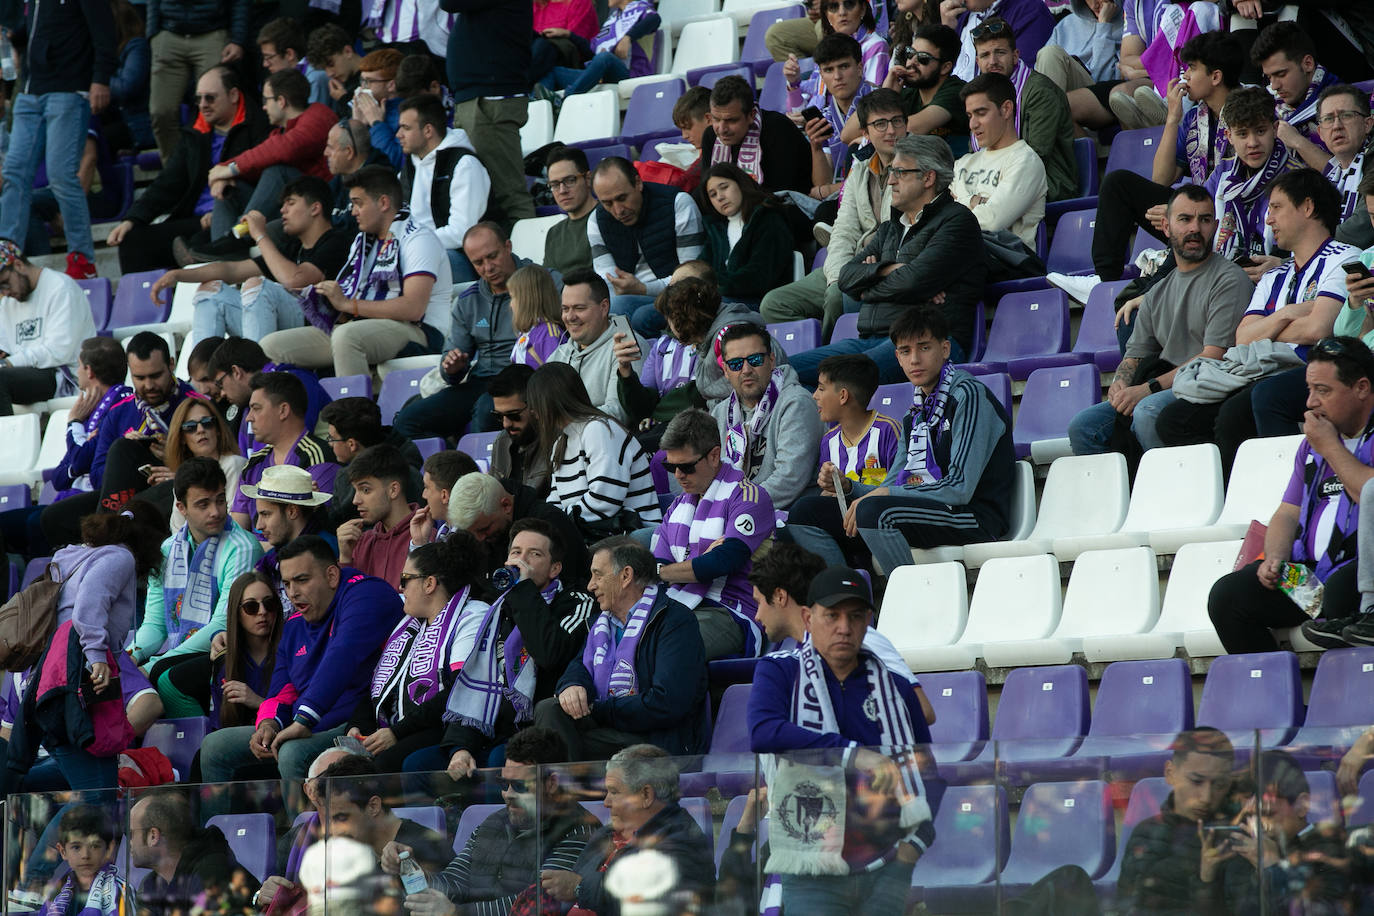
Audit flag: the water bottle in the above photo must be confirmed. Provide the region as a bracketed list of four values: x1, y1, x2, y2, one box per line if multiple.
[491, 564, 521, 591]
[0, 32, 16, 83]
[397, 851, 427, 896]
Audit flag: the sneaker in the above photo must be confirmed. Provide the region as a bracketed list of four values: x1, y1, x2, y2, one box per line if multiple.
[171, 236, 197, 267]
[65, 251, 96, 279]
[1341, 617, 1374, 646]
[1132, 84, 1168, 126]
[1046, 271, 1100, 304]
[1108, 90, 1151, 131]
[1300, 615, 1359, 649]
[813, 222, 833, 247]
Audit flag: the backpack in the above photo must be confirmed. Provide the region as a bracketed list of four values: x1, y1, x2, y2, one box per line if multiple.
[0, 559, 75, 672]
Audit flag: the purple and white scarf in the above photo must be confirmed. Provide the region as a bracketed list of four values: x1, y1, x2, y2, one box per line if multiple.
[584, 584, 658, 698]
[301, 211, 415, 332]
[1185, 102, 1227, 185]
[1274, 63, 1335, 145]
[1326, 152, 1365, 222]
[723, 368, 786, 478]
[968, 60, 1029, 153]
[642, 335, 699, 395]
[713, 111, 764, 184]
[39, 865, 125, 916]
[593, 0, 655, 54]
[901, 363, 954, 486]
[160, 519, 231, 653]
[1214, 141, 1295, 261]
[445, 579, 563, 734]
[372, 587, 468, 727]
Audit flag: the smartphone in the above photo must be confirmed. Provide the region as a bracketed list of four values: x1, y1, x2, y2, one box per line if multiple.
[1343, 260, 1373, 281]
[1202, 824, 1249, 835]
[334, 735, 369, 755]
[137, 464, 155, 478]
[801, 105, 824, 123]
[1235, 255, 1256, 268]
[610, 313, 633, 340]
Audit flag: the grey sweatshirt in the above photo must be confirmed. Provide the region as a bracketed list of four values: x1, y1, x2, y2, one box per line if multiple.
[549, 323, 646, 425]
[710, 363, 823, 510]
[695, 303, 791, 405]
[53, 544, 138, 668]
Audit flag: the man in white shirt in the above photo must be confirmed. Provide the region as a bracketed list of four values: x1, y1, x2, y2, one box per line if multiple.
[397, 93, 492, 286]
[950, 70, 1047, 250]
[0, 239, 98, 415]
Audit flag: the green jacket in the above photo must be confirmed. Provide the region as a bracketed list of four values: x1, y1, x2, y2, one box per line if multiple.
[1021, 70, 1079, 203]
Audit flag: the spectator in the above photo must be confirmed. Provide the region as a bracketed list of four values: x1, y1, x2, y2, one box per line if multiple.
[793, 135, 984, 383]
[786, 34, 876, 200]
[428, 519, 596, 776]
[698, 164, 794, 306]
[711, 323, 822, 511]
[702, 76, 815, 196]
[0, 240, 99, 415]
[969, 17, 1077, 203]
[346, 533, 487, 771]
[106, 66, 270, 274]
[320, 397, 425, 527]
[815, 353, 902, 484]
[946, 0, 1053, 83]
[550, 268, 647, 423]
[535, 0, 599, 42]
[509, 265, 566, 370]
[543, 146, 596, 277]
[208, 571, 283, 730]
[198, 535, 403, 790]
[102, 0, 154, 153]
[535, 537, 707, 759]
[393, 223, 526, 442]
[951, 71, 1047, 249]
[230, 372, 339, 531]
[399, 93, 492, 283]
[448, 472, 592, 585]
[337, 445, 420, 586]
[788, 307, 1014, 574]
[185, 336, 227, 404]
[204, 336, 331, 455]
[1208, 336, 1373, 653]
[145, 0, 250, 160]
[408, 450, 473, 548]
[0, 0, 115, 279]
[889, 23, 969, 157]
[34, 807, 129, 916]
[546, 746, 714, 910]
[588, 157, 706, 336]
[257, 17, 330, 106]
[129, 790, 260, 916]
[1254, 22, 1339, 149]
[487, 364, 553, 495]
[203, 69, 335, 245]
[350, 48, 405, 171]
[1292, 85, 1373, 221]
[323, 119, 388, 236]
[1077, 0, 1160, 131]
[1033, 0, 1122, 103]
[261, 166, 453, 377]
[747, 567, 936, 912]
[764, 89, 907, 333]
[543, 0, 661, 96]
[150, 397, 248, 531]
[308, 24, 362, 118]
[652, 409, 774, 660]
[243, 466, 335, 607]
[1115, 728, 1237, 912]
[175, 176, 352, 345]
[439, 0, 535, 226]
[1067, 185, 1254, 457]
[315, 756, 453, 872]
[613, 267, 709, 438]
[396, 727, 600, 915]
[670, 86, 712, 189]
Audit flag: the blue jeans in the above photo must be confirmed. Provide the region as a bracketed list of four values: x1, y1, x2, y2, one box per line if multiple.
[1067, 389, 1176, 454]
[779, 859, 914, 916]
[790, 336, 964, 388]
[1250, 365, 1308, 436]
[0, 92, 94, 258]
[609, 293, 664, 337]
[547, 52, 632, 96]
[191, 278, 306, 346]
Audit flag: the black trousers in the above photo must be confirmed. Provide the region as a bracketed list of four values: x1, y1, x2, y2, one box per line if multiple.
[1154, 383, 1256, 481]
[117, 217, 202, 275]
[0, 368, 56, 416]
[1092, 170, 1170, 280]
[39, 438, 165, 549]
[1209, 560, 1359, 654]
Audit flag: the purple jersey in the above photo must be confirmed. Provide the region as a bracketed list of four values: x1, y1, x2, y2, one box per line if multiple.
[1281, 429, 1374, 581]
[819, 412, 903, 487]
[511, 321, 566, 368]
[639, 335, 699, 395]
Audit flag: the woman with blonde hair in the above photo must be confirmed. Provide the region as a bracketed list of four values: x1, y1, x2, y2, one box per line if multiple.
[145, 398, 246, 531]
[509, 264, 566, 368]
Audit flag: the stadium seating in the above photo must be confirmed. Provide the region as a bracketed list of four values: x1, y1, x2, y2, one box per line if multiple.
[959, 288, 1078, 380]
[520, 99, 555, 155]
[1056, 658, 1193, 779]
[740, 5, 804, 77]
[621, 81, 687, 148]
[1014, 363, 1101, 463]
[767, 318, 821, 357]
[143, 717, 211, 780]
[617, 16, 738, 99]
[1074, 280, 1130, 371]
[320, 374, 373, 401]
[921, 670, 990, 764]
[554, 90, 622, 146]
[377, 368, 432, 425]
[511, 214, 569, 266]
[206, 814, 275, 882]
[1197, 650, 1304, 750]
[950, 663, 1090, 777]
[107, 269, 171, 335]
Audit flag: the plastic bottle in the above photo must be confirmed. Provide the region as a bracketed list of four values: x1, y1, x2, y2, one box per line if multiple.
[0, 33, 16, 83]
[397, 850, 427, 896]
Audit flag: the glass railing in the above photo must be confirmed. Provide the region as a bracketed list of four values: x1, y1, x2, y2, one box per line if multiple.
[5, 728, 1374, 914]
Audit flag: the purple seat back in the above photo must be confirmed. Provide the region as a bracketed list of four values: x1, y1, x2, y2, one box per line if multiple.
[1073, 136, 1099, 196]
[1089, 659, 1194, 739]
[708, 683, 751, 754]
[77, 278, 113, 332]
[1098, 776, 1171, 884]
[1197, 651, 1304, 748]
[991, 665, 1090, 762]
[767, 319, 820, 357]
[1000, 780, 1115, 882]
[623, 82, 686, 145]
[637, 130, 688, 161]
[142, 716, 210, 779]
[1130, 226, 1161, 262]
[912, 784, 1009, 886]
[922, 670, 990, 763]
[1298, 647, 1374, 729]
[109, 270, 172, 332]
[377, 368, 432, 425]
[742, 6, 804, 77]
[0, 483, 31, 511]
[976, 372, 1012, 420]
[1305, 770, 1341, 826]
[693, 63, 752, 89]
[21, 556, 50, 590]
[969, 300, 987, 361]
[320, 373, 372, 401]
[831, 312, 859, 342]
[760, 60, 795, 114]
[715, 794, 769, 867]
[395, 805, 445, 834]
[1104, 127, 1165, 178]
[577, 142, 633, 171]
[1045, 210, 1098, 275]
[457, 431, 501, 469]
[206, 813, 276, 882]
[1074, 280, 1130, 360]
[868, 382, 912, 417]
[414, 437, 445, 460]
[1012, 363, 1101, 458]
[983, 289, 1072, 364]
[452, 803, 504, 853]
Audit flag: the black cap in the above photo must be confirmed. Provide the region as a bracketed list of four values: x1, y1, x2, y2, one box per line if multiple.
[806, 566, 876, 613]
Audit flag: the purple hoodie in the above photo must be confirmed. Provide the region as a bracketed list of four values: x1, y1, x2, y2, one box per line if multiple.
[52, 544, 138, 668]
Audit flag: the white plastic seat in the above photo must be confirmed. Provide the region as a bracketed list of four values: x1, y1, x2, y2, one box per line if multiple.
[875, 562, 968, 665]
[1148, 435, 1301, 554]
[617, 16, 738, 99]
[0, 414, 42, 486]
[554, 91, 621, 145]
[985, 546, 1160, 666]
[1052, 443, 1222, 560]
[658, 0, 720, 35]
[912, 460, 1036, 566]
[722, 0, 801, 29]
[520, 100, 555, 155]
[964, 453, 1128, 568]
[510, 214, 568, 265]
[907, 554, 1061, 671]
[115, 277, 198, 339]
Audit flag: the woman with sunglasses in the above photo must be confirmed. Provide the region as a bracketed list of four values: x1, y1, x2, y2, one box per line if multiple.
[348, 532, 489, 773]
[821, 0, 889, 87]
[208, 571, 284, 730]
[141, 398, 245, 531]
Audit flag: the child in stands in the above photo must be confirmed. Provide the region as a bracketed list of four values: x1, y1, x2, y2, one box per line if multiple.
[813, 353, 903, 488]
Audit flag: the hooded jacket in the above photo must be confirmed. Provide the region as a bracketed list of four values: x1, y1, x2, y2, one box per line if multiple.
[1048, 0, 1123, 83]
[708, 362, 823, 510]
[549, 322, 646, 425]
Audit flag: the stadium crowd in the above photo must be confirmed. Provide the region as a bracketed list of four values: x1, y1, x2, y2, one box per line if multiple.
[3, 0, 1374, 910]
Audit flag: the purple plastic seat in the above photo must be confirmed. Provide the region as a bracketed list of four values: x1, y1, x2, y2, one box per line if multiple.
[976, 372, 1012, 420]
[760, 60, 794, 115]
[1053, 659, 1194, 779]
[869, 382, 912, 417]
[715, 794, 768, 869]
[576, 142, 633, 171]
[452, 803, 503, 853]
[767, 319, 820, 357]
[1290, 647, 1374, 760]
[1044, 137, 1102, 222]
[395, 805, 446, 834]
[1197, 651, 1304, 751]
[1305, 770, 1341, 826]
[1011, 363, 1101, 459]
[206, 814, 276, 882]
[413, 437, 445, 460]
[21, 556, 50, 589]
[457, 431, 501, 468]
[1075, 279, 1130, 372]
[681, 683, 753, 796]
[959, 289, 1082, 380]
[142, 717, 211, 779]
[622, 81, 686, 148]
[831, 312, 859, 342]
[636, 129, 688, 161]
[77, 278, 112, 332]
[969, 300, 987, 361]
[377, 368, 432, 425]
[0, 483, 31, 511]
[108, 269, 172, 333]
[1043, 208, 1099, 277]
[922, 671, 990, 763]
[812, 246, 827, 271]
[1104, 126, 1166, 178]
[1092, 776, 1171, 896]
[320, 373, 372, 401]
[741, 6, 804, 78]
[912, 784, 1008, 902]
[692, 63, 752, 89]
[948, 665, 1090, 784]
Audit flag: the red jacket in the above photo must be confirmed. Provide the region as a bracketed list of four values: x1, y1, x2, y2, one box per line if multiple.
[228, 102, 334, 182]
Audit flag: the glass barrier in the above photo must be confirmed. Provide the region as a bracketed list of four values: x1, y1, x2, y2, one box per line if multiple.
[4, 728, 1374, 915]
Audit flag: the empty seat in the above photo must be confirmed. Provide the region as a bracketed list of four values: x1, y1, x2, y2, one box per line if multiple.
[767, 319, 820, 357]
[658, 0, 718, 35]
[912, 784, 1008, 900]
[1349, 770, 1374, 828]
[377, 368, 431, 425]
[622, 80, 687, 146]
[319, 374, 372, 401]
[740, 4, 803, 76]
[974, 664, 1089, 768]
[554, 90, 621, 145]
[1104, 127, 1165, 177]
[0, 482, 31, 510]
[977, 372, 1012, 420]
[206, 814, 275, 882]
[77, 277, 113, 331]
[618, 15, 737, 98]
[875, 562, 968, 661]
[510, 214, 568, 265]
[868, 381, 912, 417]
[142, 717, 211, 779]
[1290, 648, 1374, 753]
[960, 289, 1080, 380]
[1015, 363, 1101, 463]
[1052, 443, 1223, 561]
[107, 269, 171, 334]
[681, 683, 753, 796]
[983, 546, 1159, 667]
[1062, 658, 1193, 777]
[579, 141, 633, 169]
[520, 99, 554, 155]
[1305, 770, 1341, 826]
[1074, 280, 1131, 372]
[1041, 208, 1099, 278]
[457, 431, 501, 466]
[1197, 651, 1303, 749]
[921, 670, 990, 763]
[832, 312, 858, 342]
[0, 414, 41, 486]
[693, 63, 752, 88]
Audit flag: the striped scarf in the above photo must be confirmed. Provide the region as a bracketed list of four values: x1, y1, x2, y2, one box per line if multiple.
[301, 210, 415, 331]
[1214, 141, 1294, 261]
[643, 335, 698, 395]
[373, 588, 469, 727]
[584, 585, 657, 698]
[713, 111, 764, 184]
[40, 865, 125, 916]
[902, 363, 953, 486]
[160, 520, 229, 653]
[723, 368, 785, 478]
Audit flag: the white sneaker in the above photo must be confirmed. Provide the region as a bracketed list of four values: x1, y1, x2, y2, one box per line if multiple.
[813, 222, 833, 247]
[1047, 272, 1101, 304]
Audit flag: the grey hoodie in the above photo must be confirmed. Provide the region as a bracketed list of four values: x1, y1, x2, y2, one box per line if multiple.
[549, 322, 646, 425]
[1048, 0, 1123, 83]
[695, 302, 791, 406]
[710, 363, 823, 510]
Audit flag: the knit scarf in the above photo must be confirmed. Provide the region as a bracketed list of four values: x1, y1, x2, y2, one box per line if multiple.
[160, 519, 229, 654]
[85, 385, 130, 439]
[1274, 63, 1332, 141]
[1214, 141, 1293, 261]
[131, 390, 178, 440]
[445, 579, 561, 734]
[1326, 151, 1365, 222]
[593, 0, 654, 54]
[764, 636, 931, 875]
[583, 585, 657, 698]
[968, 60, 1029, 152]
[901, 363, 953, 485]
[43, 865, 124, 916]
[372, 587, 469, 728]
[713, 111, 764, 184]
[301, 210, 414, 332]
[1186, 103, 1227, 185]
[723, 368, 785, 479]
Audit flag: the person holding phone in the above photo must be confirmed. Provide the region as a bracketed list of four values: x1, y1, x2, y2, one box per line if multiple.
[548, 268, 646, 424]
[785, 34, 874, 202]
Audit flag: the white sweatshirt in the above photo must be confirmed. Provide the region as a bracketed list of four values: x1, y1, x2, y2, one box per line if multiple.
[951, 139, 1047, 250]
[0, 267, 97, 376]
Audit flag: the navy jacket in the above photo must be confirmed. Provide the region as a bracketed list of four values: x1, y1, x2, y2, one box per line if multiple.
[439, 0, 532, 101]
[9, 0, 117, 95]
[556, 587, 708, 756]
[91, 382, 199, 487]
[146, 0, 251, 48]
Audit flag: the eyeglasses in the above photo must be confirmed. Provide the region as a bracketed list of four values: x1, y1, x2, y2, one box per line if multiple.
[262, 94, 279, 104]
[723, 351, 769, 372]
[180, 416, 216, 433]
[500, 778, 531, 793]
[885, 165, 925, 181]
[864, 116, 904, 133]
[194, 93, 220, 104]
[359, 75, 390, 87]
[1318, 110, 1367, 127]
[970, 19, 1010, 40]
[824, 0, 860, 10]
[261, 50, 282, 64]
[399, 572, 424, 587]
[239, 598, 278, 616]
[213, 372, 231, 389]
[662, 455, 706, 475]
[548, 174, 587, 191]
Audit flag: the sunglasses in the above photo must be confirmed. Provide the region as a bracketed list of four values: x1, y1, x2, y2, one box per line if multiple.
[723, 351, 769, 372]
[180, 416, 216, 433]
[970, 19, 1010, 40]
[825, 0, 860, 10]
[500, 778, 531, 793]
[194, 93, 220, 104]
[662, 455, 705, 475]
[240, 598, 278, 616]
[911, 51, 938, 65]
[489, 408, 526, 423]
[399, 572, 424, 587]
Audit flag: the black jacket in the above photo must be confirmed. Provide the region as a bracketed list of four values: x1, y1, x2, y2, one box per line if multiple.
[146, 0, 251, 48]
[126, 104, 270, 225]
[700, 110, 813, 194]
[138, 826, 261, 916]
[571, 804, 715, 915]
[440, 0, 532, 101]
[9, 0, 117, 95]
[838, 191, 986, 356]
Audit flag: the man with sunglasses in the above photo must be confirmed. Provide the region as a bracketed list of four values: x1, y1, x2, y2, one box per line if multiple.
[487, 364, 551, 496]
[889, 24, 970, 157]
[944, 0, 1053, 83]
[0, 240, 98, 417]
[543, 147, 596, 277]
[106, 66, 270, 275]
